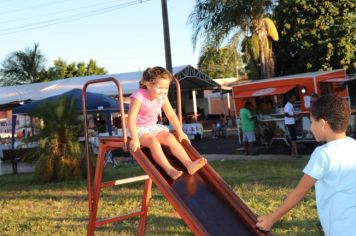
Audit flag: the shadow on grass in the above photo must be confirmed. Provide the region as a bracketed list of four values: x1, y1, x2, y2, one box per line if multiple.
[94, 215, 191, 236]
[0, 163, 146, 189]
[273, 218, 323, 236]
[0, 185, 163, 202]
[30, 215, 87, 223]
[33, 214, 191, 235]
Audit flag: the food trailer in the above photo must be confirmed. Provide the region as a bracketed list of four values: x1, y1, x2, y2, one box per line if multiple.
[232, 69, 354, 144]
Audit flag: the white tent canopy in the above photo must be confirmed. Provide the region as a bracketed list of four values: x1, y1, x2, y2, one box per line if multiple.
[0, 65, 220, 106]
[0, 72, 140, 105]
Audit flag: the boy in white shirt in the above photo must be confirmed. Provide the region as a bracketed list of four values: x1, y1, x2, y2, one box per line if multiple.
[257, 95, 356, 236]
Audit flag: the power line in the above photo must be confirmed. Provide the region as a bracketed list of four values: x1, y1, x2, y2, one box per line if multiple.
[0, 0, 127, 25]
[0, 0, 71, 15]
[0, 0, 150, 36]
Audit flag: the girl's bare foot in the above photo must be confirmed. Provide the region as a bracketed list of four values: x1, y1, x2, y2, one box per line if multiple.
[167, 169, 183, 180]
[187, 158, 207, 175]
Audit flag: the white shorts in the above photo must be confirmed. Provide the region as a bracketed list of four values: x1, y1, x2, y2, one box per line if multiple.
[242, 131, 256, 143]
[134, 124, 169, 138]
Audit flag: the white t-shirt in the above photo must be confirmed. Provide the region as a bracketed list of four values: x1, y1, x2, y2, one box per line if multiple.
[303, 137, 356, 236]
[284, 102, 295, 125]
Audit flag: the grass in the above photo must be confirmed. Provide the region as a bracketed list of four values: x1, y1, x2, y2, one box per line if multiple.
[0, 159, 323, 236]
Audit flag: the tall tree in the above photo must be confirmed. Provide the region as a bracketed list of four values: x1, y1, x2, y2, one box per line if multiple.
[0, 43, 46, 85]
[198, 46, 244, 78]
[274, 0, 356, 75]
[47, 58, 107, 79]
[189, 0, 279, 80]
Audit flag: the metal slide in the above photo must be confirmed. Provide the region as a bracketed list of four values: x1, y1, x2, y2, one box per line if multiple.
[131, 140, 272, 236]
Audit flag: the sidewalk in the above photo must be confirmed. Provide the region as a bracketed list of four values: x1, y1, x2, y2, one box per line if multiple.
[0, 161, 35, 175]
[0, 153, 305, 176]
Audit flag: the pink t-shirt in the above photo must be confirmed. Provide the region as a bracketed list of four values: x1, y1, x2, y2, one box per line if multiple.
[130, 88, 167, 127]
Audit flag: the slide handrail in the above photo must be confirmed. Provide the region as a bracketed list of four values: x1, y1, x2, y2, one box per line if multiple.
[82, 77, 127, 212]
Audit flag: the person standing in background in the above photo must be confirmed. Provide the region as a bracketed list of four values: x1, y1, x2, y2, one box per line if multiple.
[284, 93, 301, 157]
[239, 101, 257, 155]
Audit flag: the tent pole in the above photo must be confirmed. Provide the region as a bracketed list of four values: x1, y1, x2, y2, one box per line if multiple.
[11, 114, 18, 174]
[232, 98, 241, 146]
[105, 110, 113, 136]
[227, 92, 231, 117]
[192, 90, 197, 122]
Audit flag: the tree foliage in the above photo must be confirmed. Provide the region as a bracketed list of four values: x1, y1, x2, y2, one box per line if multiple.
[242, 33, 261, 80]
[27, 97, 83, 182]
[274, 0, 356, 75]
[197, 46, 244, 78]
[0, 44, 108, 85]
[0, 43, 47, 85]
[47, 58, 107, 80]
[189, 0, 278, 80]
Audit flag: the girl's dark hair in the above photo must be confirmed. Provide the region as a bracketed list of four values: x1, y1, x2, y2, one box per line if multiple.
[139, 66, 173, 89]
[310, 94, 351, 132]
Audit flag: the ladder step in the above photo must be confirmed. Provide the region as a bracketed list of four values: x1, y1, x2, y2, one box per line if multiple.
[95, 210, 145, 227]
[100, 175, 149, 188]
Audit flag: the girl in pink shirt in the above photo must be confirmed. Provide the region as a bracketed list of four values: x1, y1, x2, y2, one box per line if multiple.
[128, 66, 207, 179]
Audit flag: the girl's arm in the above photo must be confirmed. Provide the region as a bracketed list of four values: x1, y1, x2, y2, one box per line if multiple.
[256, 174, 316, 231]
[162, 99, 190, 143]
[127, 98, 141, 151]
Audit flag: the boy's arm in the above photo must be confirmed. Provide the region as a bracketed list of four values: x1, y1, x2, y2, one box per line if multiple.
[256, 174, 316, 231]
[162, 99, 190, 143]
[127, 98, 141, 151]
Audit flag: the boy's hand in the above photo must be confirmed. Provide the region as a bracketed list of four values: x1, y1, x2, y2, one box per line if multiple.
[129, 138, 140, 152]
[177, 131, 191, 144]
[256, 215, 274, 232]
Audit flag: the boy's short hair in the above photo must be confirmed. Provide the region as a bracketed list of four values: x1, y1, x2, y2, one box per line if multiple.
[287, 92, 296, 101]
[310, 95, 350, 132]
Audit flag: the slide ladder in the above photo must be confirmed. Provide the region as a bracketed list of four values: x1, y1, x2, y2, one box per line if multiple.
[82, 78, 151, 236]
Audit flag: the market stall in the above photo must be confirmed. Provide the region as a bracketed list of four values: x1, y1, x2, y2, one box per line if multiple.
[232, 69, 353, 144]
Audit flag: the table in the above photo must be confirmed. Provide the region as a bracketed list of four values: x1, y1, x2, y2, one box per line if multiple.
[166, 123, 204, 140]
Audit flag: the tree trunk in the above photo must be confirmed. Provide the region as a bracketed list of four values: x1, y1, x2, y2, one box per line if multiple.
[255, 19, 275, 79]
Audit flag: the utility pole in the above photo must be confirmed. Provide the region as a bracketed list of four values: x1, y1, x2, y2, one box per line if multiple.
[161, 0, 177, 110]
[161, 0, 172, 73]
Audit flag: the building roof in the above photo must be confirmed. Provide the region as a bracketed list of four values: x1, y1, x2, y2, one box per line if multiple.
[0, 65, 220, 106]
[234, 69, 346, 87]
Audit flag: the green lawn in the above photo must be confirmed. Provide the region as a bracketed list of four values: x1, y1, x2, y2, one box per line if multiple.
[0, 159, 323, 236]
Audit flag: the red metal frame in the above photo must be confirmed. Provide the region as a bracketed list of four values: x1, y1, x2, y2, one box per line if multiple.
[82, 76, 270, 235]
[82, 78, 152, 236]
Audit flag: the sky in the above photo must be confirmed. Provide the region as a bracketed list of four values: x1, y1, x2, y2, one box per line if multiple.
[0, 0, 201, 74]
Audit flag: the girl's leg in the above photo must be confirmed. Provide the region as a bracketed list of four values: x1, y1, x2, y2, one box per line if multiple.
[156, 132, 207, 175]
[140, 134, 182, 179]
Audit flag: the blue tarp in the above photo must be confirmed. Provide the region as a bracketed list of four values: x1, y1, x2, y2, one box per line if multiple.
[11, 89, 128, 154]
[13, 88, 128, 114]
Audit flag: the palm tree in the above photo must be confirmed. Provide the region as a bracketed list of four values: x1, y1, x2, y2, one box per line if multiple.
[26, 97, 83, 182]
[189, 0, 279, 79]
[198, 46, 244, 78]
[1, 43, 46, 85]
